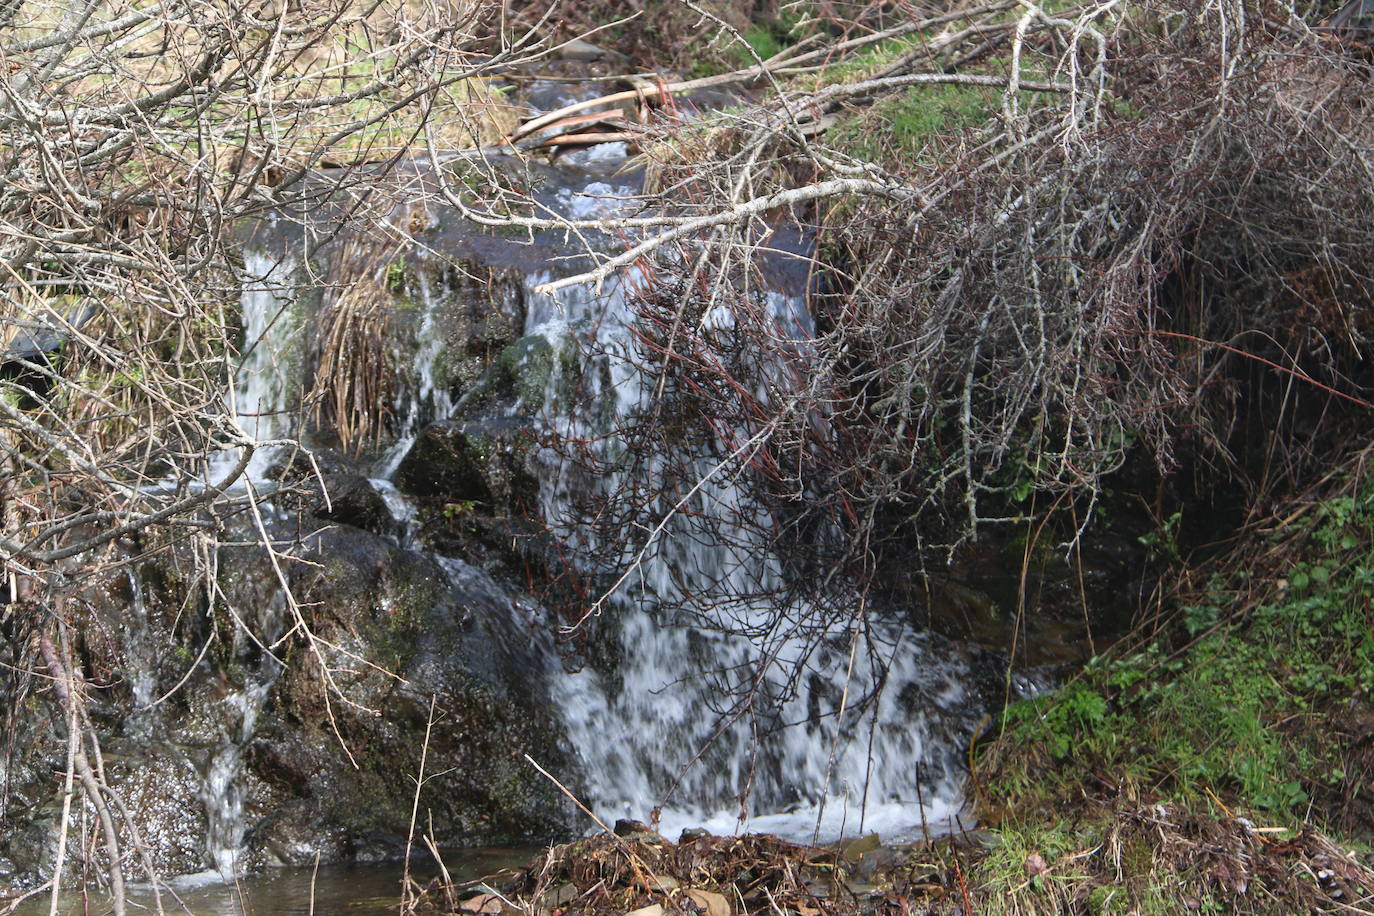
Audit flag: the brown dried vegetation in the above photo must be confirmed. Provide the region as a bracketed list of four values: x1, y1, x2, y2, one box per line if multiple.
[413, 810, 1374, 916]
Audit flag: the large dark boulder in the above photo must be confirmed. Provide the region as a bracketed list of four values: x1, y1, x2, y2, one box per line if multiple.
[395, 415, 539, 517]
[223, 522, 576, 866]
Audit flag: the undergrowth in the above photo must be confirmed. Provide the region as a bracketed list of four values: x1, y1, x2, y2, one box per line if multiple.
[829, 82, 997, 162]
[976, 460, 1374, 838]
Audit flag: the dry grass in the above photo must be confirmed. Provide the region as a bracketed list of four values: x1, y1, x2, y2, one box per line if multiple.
[309, 230, 405, 453]
[3, 0, 517, 168]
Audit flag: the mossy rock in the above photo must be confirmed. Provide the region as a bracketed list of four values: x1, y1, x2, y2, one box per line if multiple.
[232, 523, 578, 857]
[395, 421, 497, 507]
[495, 333, 558, 405]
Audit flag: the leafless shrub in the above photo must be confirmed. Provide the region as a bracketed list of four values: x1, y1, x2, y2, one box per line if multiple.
[532, 0, 1374, 630]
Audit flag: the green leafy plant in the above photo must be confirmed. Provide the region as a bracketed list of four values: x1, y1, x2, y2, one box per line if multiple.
[988, 476, 1374, 827]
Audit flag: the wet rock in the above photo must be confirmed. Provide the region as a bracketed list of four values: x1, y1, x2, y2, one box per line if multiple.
[615, 819, 665, 844]
[851, 845, 902, 882]
[459, 891, 521, 915]
[313, 473, 394, 531]
[539, 882, 580, 907]
[840, 833, 881, 863]
[0, 516, 577, 890]
[902, 525, 1150, 667]
[414, 261, 526, 398]
[232, 522, 575, 858]
[433, 329, 580, 422]
[396, 421, 495, 506]
[395, 415, 538, 517]
[491, 333, 560, 407]
[265, 449, 400, 534]
[555, 39, 630, 65]
[106, 745, 208, 877]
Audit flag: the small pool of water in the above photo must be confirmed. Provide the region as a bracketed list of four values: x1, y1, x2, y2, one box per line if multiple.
[11, 848, 537, 916]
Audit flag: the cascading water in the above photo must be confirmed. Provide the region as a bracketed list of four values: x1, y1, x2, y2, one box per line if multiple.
[377, 260, 455, 481]
[202, 680, 275, 877]
[519, 261, 984, 841]
[0, 77, 1068, 909]
[194, 252, 303, 877]
[121, 571, 158, 732]
[195, 137, 1000, 872]
[208, 250, 302, 489]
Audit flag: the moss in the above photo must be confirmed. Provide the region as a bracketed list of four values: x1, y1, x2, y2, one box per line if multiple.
[731, 8, 809, 68]
[831, 82, 997, 163]
[494, 334, 555, 404]
[368, 561, 443, 669]
[818, 35, 925, 84]
[482, 330, 582, 409]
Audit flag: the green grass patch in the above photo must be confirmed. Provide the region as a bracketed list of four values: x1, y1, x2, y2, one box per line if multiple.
[815, 34, 925, 84]
[731, 8, 810, 68]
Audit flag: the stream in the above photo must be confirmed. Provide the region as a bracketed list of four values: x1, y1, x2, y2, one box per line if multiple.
[11, 850, 536, 916]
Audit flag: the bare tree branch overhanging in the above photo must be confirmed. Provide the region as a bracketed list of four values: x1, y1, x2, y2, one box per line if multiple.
[500, 0, 1374, 649]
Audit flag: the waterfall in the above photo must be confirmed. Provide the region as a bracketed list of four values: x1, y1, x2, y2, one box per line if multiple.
[193, 252, 300, 877]
[200, 153, 996, 864]
[212, 251, 301, 488]
[520, 264, 983, 842]
[376, 258, 454, 482]
[329, 158, 996, 843]
[201, 681, 274, 877]
[122, 571, 158, 722]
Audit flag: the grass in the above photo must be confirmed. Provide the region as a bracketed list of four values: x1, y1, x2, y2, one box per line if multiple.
[900, 458, 1374, 912]
[6, 0, 517, 171]
[814, 34, 927, 85]
[730, 8, 810, 68]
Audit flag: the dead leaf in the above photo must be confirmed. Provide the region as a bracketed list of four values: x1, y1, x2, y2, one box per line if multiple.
[686, 888, 732, 916]
[1024, 853, 1049, 878]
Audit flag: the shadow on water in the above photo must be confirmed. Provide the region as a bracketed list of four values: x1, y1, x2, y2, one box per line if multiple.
[12, 848, 537, 916]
